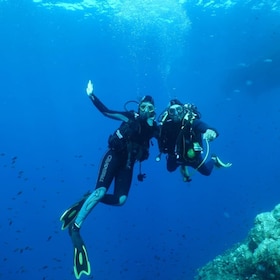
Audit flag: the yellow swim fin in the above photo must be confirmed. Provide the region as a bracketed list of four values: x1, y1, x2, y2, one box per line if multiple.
[60, 192, 90, 230]
[73, 244, 91, 279]
[69, 223, 91, 279]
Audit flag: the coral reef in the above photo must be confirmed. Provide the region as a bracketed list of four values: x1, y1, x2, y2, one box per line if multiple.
[195, 204, 280, 280]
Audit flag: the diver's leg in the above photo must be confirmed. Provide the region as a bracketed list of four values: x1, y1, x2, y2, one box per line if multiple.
[68, 150, 119, 279]
[211, 155, 232, 168]
[74, 187, 106, 227]
[101, 162, 133, 206]
[74, 150, 117, 228]
[180, 165, 192, 182]
[166, 154, 180, 172]
[197, 154, 233, 175]
[196, 159, 214, 176]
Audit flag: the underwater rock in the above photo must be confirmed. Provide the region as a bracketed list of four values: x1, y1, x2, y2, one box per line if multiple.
[195, 204, 280, 280]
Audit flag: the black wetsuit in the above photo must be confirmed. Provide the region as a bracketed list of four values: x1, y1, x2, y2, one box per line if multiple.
[89, 94, 158, 205]
[158, 116, 218, 176]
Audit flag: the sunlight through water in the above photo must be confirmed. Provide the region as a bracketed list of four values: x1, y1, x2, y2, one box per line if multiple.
[33, 0, 191, 92]
[32, 0, 280, 95]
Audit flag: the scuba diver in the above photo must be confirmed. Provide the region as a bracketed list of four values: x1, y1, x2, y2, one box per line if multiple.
[157, 99, 232, 182]
[60, 80, 158, 279]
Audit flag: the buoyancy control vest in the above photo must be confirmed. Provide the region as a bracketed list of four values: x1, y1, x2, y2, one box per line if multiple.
[175, 119, 203, 162]
[157, 104, 202, 157]
[108, 117, 156, 164]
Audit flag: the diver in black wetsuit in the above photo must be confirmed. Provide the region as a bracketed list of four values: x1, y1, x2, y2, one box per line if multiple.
[157, 99, 232, 182]
[60, 80, 158, 279]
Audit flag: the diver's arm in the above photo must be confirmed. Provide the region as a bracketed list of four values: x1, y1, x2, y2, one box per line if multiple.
[86, 80, 131, 122]
[194, 120, 218, 134]
[194, 120, 219, 140]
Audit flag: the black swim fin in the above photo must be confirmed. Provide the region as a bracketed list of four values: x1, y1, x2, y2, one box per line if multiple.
[60, 192, 91, 230]
[69, 223, 91, 279]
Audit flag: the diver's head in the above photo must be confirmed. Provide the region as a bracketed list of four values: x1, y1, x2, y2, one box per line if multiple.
[168, 99, 183, 107]
[138, 95, 155, 120]
[167, 99, 184, 122]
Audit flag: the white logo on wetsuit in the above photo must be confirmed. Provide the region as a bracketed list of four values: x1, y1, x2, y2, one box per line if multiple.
[99, 155, 112, 183]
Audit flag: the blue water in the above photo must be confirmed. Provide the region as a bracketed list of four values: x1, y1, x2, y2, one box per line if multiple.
[1, 0, 280, 279]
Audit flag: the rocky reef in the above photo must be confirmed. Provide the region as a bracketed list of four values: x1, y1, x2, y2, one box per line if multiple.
[195, 204, 280, 280]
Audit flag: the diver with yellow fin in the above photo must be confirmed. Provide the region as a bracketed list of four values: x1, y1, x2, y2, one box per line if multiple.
[60, 80, 158, 279]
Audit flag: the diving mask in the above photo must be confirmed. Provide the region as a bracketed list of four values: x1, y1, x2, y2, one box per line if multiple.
[168, 105, 184, 122]
[168, 105, 183, 116]
[139, 102, 155, 113]
[139, 102, 155, 121]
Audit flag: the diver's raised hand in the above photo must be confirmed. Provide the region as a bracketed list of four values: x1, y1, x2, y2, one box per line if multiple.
[86, 80, 94, 96]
